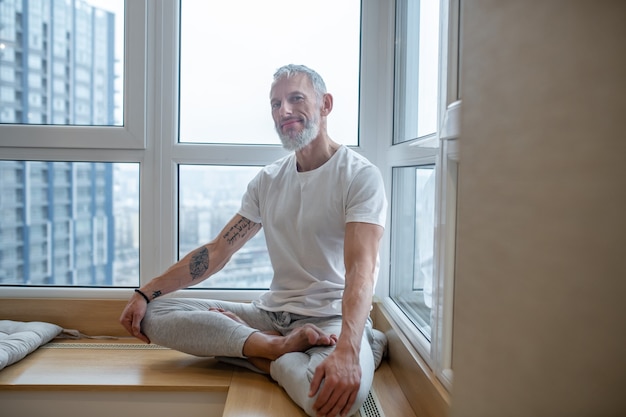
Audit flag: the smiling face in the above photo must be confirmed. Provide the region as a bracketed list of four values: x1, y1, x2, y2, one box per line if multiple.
[270, 73, 323, 151]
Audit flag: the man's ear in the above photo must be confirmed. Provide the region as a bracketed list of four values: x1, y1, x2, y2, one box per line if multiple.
[320, 93, 333, 116]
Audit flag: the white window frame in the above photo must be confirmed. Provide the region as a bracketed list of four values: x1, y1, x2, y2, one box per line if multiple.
[377, 0, 461, 390]
[0, 0, 147, 149]
[1, 0, 462, 393]
[0, 0, 385, 301]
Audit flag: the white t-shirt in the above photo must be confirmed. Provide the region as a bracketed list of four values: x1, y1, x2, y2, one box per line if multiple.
[238, 145, 387, 317]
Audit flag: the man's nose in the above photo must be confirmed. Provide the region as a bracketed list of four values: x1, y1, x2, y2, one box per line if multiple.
[279, 101, 293, 117]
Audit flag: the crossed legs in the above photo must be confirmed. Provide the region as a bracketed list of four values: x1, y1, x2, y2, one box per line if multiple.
[141, 298, 337, 364]
[141, 298, 378, 417]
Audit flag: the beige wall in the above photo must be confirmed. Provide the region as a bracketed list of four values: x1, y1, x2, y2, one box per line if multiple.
[451, 2, 626, 417]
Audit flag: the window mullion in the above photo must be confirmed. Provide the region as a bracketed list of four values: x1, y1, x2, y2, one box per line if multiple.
[385, 0, 460, 387]
[140, 0, 178, 283]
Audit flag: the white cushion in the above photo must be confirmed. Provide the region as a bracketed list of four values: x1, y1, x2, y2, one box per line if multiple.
[0, 320, 62, 370]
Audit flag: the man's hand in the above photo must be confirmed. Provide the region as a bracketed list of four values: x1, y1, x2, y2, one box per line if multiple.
[309, 346, 362, 417]
[119, 294, 150, 343]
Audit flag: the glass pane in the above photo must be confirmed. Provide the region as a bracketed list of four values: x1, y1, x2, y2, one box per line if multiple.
[0, 161, 139, 286]
[0, 0, 124, 126]
[394, 0, 440, 143]
[390, 164, 436, 340]
[179, 0, 360, 146]
[179, 165, 272, 289]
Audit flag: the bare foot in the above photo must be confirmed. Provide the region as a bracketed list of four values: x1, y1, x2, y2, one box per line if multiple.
[243, 323, 337, 361]
[283, 323, 338, 353]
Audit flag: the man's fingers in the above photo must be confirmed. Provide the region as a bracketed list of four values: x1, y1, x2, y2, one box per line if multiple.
[340, 391, 358, 417]
[311, 370, 342, 414]
[131, 312, 149, 343]
[309, 366, 325, 397]
[316, 387, 350, 417]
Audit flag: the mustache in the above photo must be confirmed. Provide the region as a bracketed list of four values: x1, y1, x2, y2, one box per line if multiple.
[278, 117, 304, 127]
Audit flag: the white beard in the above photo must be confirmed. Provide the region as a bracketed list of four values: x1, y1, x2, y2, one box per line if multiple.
[276, 115, 320, 152]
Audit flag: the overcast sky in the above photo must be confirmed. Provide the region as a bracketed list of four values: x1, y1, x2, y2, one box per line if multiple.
[87, 0, 360, 145]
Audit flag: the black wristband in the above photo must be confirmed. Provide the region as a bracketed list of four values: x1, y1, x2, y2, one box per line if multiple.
[134, 288, 150, 304]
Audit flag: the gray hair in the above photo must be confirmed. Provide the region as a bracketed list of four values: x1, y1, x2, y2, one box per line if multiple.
[272, 64, 327, 102]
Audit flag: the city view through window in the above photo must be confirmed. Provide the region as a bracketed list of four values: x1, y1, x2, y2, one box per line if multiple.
[0, 0, 124, 126]
[179, 166, 272, 289]
[0, 161, 139, 287]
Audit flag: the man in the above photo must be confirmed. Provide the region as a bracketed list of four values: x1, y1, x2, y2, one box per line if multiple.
[120, 64, 387, 417]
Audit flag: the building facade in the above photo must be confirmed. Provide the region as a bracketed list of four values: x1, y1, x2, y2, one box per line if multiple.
[0, 0, 116, 124]
[0, 0, 119, 285]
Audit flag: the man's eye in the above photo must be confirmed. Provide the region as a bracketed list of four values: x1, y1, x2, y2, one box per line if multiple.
[291, 96, 304, 103]
[271, 102, 280, 109]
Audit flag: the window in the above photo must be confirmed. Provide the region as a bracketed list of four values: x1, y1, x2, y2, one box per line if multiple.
[0, 0, 368, 295]
[393, 0, 440, 143]
[173, 0, 361, 289]
[390, 164, 437, 340]
[0, 0, 145, 290]
[384, 0, 461, 390]
[173, 0, 363, 291]
[178, 0, 360, 146]
[0, 161, 139, 286]
[0, 0, 124, 127]
[1, 0, 142, 149]
[1, 1, 461, 393]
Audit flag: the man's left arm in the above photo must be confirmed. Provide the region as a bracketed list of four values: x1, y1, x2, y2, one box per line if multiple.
[309, 221, 384, 417]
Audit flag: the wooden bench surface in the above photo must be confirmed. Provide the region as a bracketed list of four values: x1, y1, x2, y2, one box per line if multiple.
[223, 369, 308, 417]
[0, 299, 419, 416]
[0, 338, 416, 416]
[0, 339, 232, 392]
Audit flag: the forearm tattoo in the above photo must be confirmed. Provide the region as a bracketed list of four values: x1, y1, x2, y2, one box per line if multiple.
[189, 246, 209, 280]
[223, 217, 254, 246]
[152, 290, 162, 299]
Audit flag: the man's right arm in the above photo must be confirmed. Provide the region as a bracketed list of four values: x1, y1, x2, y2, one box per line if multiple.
[119, 214, 261, 341]
[141, 214, 261, 298]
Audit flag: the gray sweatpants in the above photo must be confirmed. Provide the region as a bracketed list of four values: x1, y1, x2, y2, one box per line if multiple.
[142, 298, 376, 417]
